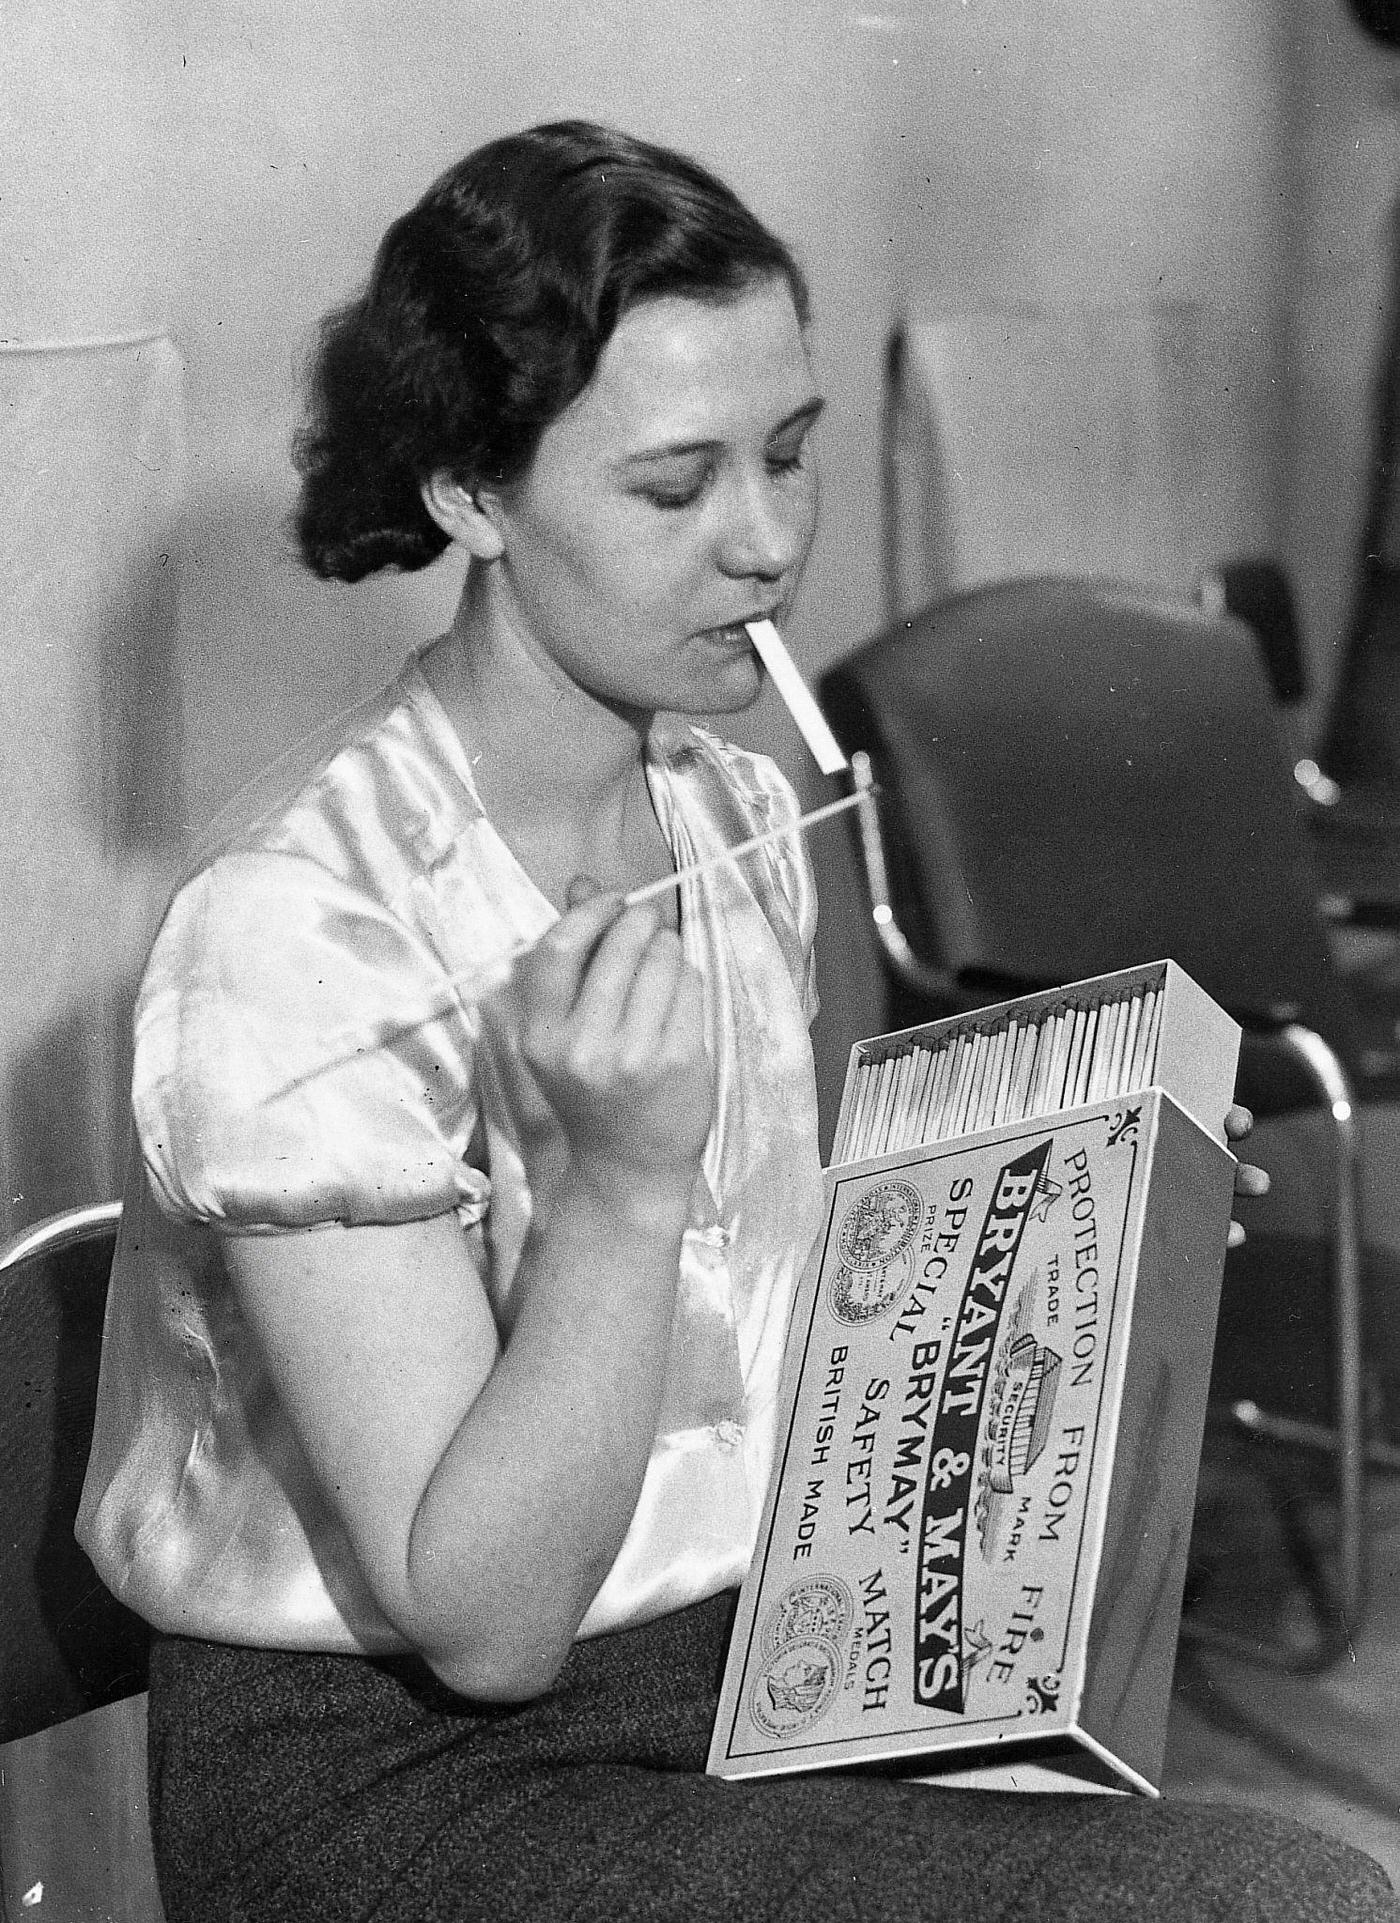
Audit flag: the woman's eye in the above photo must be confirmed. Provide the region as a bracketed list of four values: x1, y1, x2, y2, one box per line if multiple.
[644, 483, 705, 510]
[767, 430, 815, 478]
[637, 462, 712, 511]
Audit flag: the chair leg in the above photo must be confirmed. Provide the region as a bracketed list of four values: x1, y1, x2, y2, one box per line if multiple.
[1182, 1024, 1376, 1670]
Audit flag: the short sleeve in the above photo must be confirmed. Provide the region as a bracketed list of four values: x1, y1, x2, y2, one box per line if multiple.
[133, 850, 489, 1232]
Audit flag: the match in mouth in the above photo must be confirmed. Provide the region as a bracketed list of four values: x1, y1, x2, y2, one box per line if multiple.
[745, 618, 849, 776]
[700, 620, 760, 647]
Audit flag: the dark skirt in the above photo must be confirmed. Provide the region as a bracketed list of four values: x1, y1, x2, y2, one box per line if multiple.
[147, 1591, 1397, 1923]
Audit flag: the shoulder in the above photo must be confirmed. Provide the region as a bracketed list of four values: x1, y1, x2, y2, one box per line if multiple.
[133, 663, 487, 1230]
[184, 656, 479, 904]
[142, 660, 453, 1059]
[134, 845, 482, 1228]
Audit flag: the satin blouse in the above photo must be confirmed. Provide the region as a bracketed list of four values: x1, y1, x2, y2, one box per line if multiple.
[76, 655, 826, 1654]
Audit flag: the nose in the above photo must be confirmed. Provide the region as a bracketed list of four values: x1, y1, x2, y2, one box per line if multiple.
[716, 469, 812, 583]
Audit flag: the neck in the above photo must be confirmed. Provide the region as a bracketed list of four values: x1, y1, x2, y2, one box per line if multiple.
[421, 573, 672, 911]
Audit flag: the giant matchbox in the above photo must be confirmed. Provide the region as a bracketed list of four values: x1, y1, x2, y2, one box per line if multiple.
[708, 961, 1240, 1796]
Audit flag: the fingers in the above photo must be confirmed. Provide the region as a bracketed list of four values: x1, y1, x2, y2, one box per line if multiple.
[1225, 1102, 1267, 1197]
[558, 877, 691, 1056]
[1226, 1142, 1269, 1252]
[616, 924, 691, 1056]
[518, 892, 701, 1071]
[572, 912, 703, 1065]
[567, 905, 669, 1032]
[512, 885, 711, 1184]
[1224, 1104, 1266, 1252]
[1223, 1104, 1254, 1142]
[515, 888, 626, 1011]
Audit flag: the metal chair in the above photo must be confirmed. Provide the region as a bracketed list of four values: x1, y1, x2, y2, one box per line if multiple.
[0, 1200, 165, 1920]
[819, 574, 1395, 1671]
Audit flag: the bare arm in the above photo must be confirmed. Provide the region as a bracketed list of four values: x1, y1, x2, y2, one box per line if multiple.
[222, 892, 712, 1702]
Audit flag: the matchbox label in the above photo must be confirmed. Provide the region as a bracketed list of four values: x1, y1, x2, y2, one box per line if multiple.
[722, 1104, 1148, 1766]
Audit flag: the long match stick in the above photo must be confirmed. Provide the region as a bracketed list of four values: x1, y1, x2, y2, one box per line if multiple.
[624, 788, 864, 907]
[270, 786, 866, 1099]
[746, 619, 849, 776]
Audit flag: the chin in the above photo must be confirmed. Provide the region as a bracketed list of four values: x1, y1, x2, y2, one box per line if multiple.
[681, 651, 764, 717]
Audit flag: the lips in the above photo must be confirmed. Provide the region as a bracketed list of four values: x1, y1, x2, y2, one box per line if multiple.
[699, 608, 782, 645]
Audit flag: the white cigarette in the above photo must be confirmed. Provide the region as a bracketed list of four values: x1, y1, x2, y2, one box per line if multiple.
[746, 619, 849, 776]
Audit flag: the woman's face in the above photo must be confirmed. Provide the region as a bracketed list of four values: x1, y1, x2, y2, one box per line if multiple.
[480, 274, 823, 719]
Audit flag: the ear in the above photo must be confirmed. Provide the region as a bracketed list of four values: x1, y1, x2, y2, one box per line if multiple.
[420, 471, 506, 561]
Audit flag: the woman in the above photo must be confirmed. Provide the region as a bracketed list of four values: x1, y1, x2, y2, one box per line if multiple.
[77, 122, 1396, 1920]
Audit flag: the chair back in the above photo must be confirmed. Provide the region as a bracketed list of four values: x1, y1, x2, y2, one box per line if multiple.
[820, 576, 1346, 1039]
[0, 1203, 149, 1745]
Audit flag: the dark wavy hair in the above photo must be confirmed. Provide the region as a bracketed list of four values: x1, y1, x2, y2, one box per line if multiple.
[293, 121, 809, 581]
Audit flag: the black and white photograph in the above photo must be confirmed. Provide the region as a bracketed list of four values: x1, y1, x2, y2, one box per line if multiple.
[3, 4, 1400, 1916]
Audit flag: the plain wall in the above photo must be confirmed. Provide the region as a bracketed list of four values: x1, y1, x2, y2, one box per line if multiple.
[1283, 7, 1400, 749]
[3, 0, 1396, 1233]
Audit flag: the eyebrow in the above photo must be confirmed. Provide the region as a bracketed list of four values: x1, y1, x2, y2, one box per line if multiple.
[618, 395, 826, 468]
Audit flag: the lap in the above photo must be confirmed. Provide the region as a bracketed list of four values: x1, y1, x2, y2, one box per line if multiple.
[147, 1597, 1398, 1923]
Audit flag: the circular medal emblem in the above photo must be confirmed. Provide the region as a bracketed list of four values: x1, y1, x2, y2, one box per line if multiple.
[828, 1180, 923, 1326]
[749, 1636, 843, 1739]
[827, 1256, 913, 1325]
[762, 1575, 855, 1657]
[837, 1181, 922, 1270]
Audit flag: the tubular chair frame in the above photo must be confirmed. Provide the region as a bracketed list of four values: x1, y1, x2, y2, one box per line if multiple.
[845, 739, 1381, 1673]
[0, 1198, 124, 1274]
[0, 1194, 139, 1742]
[0, 1198, 165, 1921]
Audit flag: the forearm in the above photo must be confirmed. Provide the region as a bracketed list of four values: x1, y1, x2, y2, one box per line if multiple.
[401, 1165, 690, 1698]
[222, 899, 715, 1702]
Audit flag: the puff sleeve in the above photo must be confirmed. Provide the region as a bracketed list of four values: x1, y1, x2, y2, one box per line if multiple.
[133, 850, 490, 1233]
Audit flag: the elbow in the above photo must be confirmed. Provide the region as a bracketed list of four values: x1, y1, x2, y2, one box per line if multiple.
[424, 1632, 574, 1706]
[392, 1535, 607, 1703]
